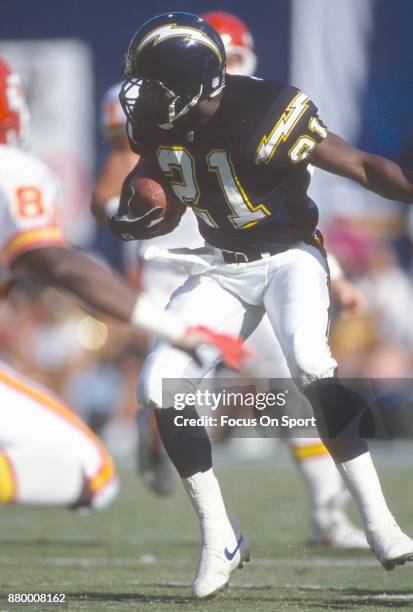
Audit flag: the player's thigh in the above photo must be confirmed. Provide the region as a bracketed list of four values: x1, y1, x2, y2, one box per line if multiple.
[142, 261, 188, 310]
[0, 367, 117, 505]
[264, 244, 336, 385]
[243, 315, 290, 378]
[138, 274, 263, 409]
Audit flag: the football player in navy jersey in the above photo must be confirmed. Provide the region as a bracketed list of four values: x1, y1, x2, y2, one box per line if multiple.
[93, 68, 368, 546]
[109, 12, 413, 598]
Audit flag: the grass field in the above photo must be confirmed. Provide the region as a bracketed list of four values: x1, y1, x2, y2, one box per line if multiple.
[1, 460, 413, 611]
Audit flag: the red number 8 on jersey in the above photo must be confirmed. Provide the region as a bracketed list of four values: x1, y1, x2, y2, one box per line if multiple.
[15, 186, 45, 219]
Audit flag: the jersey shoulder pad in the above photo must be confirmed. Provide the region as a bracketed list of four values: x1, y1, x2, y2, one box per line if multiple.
[217, 76, 285, 150]
[246, 83, 328, 166]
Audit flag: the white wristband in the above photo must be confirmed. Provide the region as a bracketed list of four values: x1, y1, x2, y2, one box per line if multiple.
[105, 196, 120, 219]
[129, 294, 185, 343]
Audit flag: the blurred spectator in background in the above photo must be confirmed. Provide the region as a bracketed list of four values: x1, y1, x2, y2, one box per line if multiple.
[92, 82, 138, 228]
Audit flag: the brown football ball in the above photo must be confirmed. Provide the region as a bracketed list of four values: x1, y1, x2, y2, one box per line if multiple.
[128, 176, 185, 220]
[129, 177, 167, 214]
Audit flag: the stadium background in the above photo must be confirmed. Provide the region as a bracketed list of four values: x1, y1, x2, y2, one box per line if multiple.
[2, 1, 413, 608]
[1, 0, 413, 436]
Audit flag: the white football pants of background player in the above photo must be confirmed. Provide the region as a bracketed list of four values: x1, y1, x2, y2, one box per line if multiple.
[0, 361, 118, 509]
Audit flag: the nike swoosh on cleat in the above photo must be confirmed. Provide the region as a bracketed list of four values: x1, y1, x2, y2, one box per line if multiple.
[224, 534, 243, 561]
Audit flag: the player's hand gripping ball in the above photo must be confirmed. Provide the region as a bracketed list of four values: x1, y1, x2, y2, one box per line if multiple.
[108, 173, 186, 241]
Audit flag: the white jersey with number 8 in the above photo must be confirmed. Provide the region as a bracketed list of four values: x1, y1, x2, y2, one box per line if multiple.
[0, 144, 66, 268]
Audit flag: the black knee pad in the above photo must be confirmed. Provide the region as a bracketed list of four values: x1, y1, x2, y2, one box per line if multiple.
[303, 377, 375, 439]
[155, 406, 212, 479]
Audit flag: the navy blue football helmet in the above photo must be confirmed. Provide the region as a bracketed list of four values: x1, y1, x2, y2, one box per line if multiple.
[120, 12, 226, 129]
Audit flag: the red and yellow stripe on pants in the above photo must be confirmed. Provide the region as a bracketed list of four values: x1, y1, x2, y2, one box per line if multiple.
[0, 367, 117, 501]
[0, 452, 17, 502]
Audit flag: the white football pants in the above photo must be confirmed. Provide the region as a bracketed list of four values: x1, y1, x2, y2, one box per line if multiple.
[138, 242, 337, 409]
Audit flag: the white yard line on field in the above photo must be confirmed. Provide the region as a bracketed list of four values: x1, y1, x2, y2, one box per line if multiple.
[0, 555, 387, 568]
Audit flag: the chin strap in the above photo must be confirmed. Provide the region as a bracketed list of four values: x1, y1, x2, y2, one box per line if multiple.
[159, 84, 204, 130]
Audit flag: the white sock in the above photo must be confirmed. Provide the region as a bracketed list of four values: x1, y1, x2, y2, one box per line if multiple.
[290, 438, 345, 530]
[336, 452, 393, 530]
[182, 468, 236, 548]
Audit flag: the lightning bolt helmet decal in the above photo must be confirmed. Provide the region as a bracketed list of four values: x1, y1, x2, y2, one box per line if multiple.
[121, 12, 227, 129]
[136, 24, 223, 62]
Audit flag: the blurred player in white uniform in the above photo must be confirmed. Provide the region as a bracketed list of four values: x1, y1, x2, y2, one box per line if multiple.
[0, 58, 246, 510]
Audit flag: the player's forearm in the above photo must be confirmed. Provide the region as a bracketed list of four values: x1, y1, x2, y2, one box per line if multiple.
[311, 133, 413, 203]
[14, 246, 186, 343]
[50, 253, 186, 342]
[361, 154, 413, 203]
[51, 252, 136, 321]
[50, 254, 185, 341]
[14, 247, 136, 322]
[59, 262, 185, 341]
[91, 171, 121, 226]
[91, 151, 139, 225]
[91, 190, 119, 226]
[16, 246, 137, 322]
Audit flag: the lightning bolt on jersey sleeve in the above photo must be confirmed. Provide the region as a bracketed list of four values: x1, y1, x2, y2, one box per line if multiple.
[250, 85, 328, 167]
[0, 146, 66, 268]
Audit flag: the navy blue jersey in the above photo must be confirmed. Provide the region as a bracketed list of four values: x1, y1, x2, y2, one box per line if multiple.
[127, 75, 328, 252]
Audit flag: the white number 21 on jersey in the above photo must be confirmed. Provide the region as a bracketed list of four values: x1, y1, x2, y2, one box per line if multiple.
[157, 146, 270, 229]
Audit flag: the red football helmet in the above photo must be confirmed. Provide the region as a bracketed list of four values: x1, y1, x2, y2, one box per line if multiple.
[0, 58, 29, 145]
[202, 11, 257, 77]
